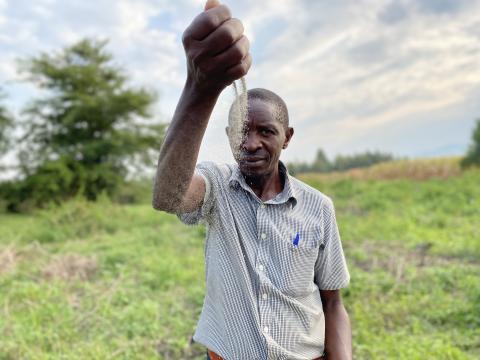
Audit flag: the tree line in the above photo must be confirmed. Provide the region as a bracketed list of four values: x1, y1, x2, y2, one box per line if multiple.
[287, 149, 395, 175]
[287, 127, 480, 176]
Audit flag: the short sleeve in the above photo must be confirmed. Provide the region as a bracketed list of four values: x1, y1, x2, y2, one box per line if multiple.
[177, 162, 216, 225]
[314, 197, 350, 290]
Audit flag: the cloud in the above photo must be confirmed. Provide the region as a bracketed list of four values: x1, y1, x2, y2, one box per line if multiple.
[414, 0, 472, 15]
[347, 38, 389, 64]
[245, 0, 480, 160]
[0, 0, 479, 166]
[377, 1, 409, 24]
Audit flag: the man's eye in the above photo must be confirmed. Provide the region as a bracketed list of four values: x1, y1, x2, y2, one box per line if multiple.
[261, 129, 272, 135]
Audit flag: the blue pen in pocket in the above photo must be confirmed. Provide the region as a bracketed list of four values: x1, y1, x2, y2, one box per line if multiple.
[293, 233, 300, 247]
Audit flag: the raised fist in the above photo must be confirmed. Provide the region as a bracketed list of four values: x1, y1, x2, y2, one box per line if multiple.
[182, 1, 252, 94]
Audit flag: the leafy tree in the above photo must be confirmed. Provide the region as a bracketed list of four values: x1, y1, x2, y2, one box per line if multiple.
[461, 119, 480, 168]
[0, 89, 13, 155]
[3, 38, 165, 211]
[311, 149, 332, 172]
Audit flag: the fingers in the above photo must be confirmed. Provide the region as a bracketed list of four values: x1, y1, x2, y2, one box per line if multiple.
[226, 52, 252, 81]
[183, 3, 251, 91]
[189, 35, 251, 87]
[204, 0, 221, 11]
[184, 4, 231, 42]
[210, 35, 250, 70]
[184, 17, 246, 72]
[204, 18, 244, 56]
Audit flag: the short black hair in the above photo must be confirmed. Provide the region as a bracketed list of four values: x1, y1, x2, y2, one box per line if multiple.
[229, 88, 290, 130]
[247, 88, 289, 129]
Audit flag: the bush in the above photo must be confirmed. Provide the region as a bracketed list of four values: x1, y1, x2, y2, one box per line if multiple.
[20, 195, 127, 243]
[461, 119, 480, 168]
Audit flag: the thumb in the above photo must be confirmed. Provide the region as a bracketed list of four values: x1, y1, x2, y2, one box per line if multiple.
[204, 0, 221, 11]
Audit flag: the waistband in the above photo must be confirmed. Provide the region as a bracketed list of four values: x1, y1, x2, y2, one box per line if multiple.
[207, 349, 325, 360]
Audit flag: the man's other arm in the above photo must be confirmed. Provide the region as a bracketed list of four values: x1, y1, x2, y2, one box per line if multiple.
[152, 2, 251, 213]
[320, 289, 352, 360]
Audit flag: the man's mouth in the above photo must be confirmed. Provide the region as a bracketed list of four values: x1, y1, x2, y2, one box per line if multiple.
[241, 156, 265, 165]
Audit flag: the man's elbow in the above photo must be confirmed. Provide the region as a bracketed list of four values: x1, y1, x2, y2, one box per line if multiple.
[152, 181, 178, 213]
[152, 196, 178, 213]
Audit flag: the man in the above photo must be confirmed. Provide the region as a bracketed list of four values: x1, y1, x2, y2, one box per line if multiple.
[152, 1, 352, 359]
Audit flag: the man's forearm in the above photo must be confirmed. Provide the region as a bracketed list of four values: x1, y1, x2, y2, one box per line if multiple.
[152, 2, 250, 212]
[323, 302, 352, 360]
[152, 78, 219, 211]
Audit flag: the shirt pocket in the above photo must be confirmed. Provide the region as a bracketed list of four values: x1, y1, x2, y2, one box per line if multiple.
[270, 228, 322, 297]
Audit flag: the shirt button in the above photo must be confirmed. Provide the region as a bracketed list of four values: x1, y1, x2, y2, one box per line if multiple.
[263, 326, 269, 333]
[262, 293, 267, 300]
[258, 264, 264, 271]
[261, 233, 266, 240]
[261, 204, 266, 209]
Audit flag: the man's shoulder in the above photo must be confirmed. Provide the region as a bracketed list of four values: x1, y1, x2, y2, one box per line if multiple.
[197, 161, 236, 183]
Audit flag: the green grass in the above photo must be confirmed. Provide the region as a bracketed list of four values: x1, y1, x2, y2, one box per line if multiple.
[1, 168, 479, 359]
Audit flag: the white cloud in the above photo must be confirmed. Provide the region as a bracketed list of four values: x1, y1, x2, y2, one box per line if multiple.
[242, 0, 480, 161]
[0, 0, 479, 166]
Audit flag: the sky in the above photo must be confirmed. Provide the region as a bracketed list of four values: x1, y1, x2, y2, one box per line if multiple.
[0, 0, 479, 167]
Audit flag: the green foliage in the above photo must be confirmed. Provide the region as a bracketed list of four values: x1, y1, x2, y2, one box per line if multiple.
[3, 38, 165, 211]
[1, 168, 479, 359]
[312, 148, 331, 172]
[288, 148, 394, 175]
[461, 119, 480, 168]
[332, 151, 394, 171]
[0, 90, 13, 155]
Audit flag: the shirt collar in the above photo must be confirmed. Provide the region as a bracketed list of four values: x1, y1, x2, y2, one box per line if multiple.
[228, 161, 298, 208]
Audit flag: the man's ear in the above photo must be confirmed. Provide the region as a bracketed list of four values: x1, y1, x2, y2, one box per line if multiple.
[282, 127, 294, 149]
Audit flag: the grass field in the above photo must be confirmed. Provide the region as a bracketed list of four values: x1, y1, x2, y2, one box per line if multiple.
[0, 159, 479, 359]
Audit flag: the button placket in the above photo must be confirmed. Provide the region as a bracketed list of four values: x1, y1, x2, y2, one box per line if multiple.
[257, 200, 272, 341]
[256, 203, 268, 275]
[258, 284, 270, 341]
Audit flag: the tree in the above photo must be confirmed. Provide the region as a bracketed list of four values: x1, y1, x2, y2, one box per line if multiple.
[0, 89, 13, 156]
[3, 38, 165, 211]
[461, 119, 480, 168]
[311, 149, 331, 172]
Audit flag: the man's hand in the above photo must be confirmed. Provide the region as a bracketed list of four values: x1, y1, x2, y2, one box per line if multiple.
[182, 1, 252, 95]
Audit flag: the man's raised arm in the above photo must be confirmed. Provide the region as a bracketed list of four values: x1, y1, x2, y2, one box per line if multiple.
[152, 2, 251, 213]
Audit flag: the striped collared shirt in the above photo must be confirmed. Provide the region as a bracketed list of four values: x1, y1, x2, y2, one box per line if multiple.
[178, 161, 350, 360]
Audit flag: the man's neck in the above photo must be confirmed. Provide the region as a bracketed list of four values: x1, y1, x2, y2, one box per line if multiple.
[243, 165, 285, 202]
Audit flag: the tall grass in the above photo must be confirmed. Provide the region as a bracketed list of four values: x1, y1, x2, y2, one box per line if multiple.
[301, 157, 462, 182]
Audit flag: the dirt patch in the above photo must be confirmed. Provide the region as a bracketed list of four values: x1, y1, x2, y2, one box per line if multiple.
[0, 246, 17, 275]
[43, 254, 98, 281]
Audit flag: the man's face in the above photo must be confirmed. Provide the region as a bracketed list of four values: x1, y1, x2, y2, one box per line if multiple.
[228, 99, 293, 178]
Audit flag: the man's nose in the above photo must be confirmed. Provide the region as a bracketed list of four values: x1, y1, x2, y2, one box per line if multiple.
[242, 131, 261, 153]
